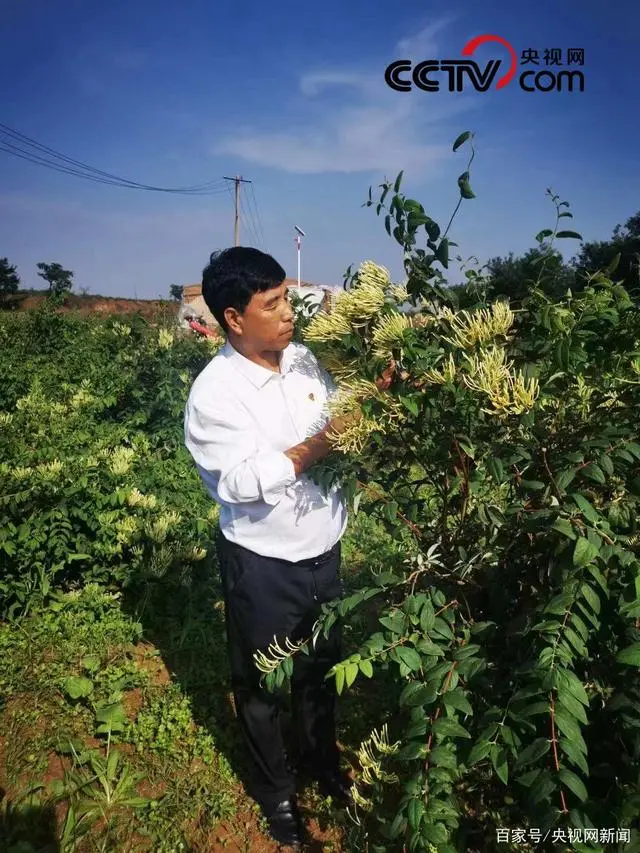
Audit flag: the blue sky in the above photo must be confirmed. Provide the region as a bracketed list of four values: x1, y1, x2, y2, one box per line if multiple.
[1, 0, 639, 298]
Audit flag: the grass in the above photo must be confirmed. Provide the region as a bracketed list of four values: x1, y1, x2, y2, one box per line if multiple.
[0, 510, 409, 852]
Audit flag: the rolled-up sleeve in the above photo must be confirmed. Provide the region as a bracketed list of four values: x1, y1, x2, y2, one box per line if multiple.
[184, 397, 296, 506]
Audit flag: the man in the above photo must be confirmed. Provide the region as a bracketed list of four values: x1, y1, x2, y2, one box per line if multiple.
[184, 247, 357, 847]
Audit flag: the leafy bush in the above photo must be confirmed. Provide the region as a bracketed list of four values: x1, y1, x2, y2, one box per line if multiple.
[0, 307, 222, 617]
[258, 133, 640, 851]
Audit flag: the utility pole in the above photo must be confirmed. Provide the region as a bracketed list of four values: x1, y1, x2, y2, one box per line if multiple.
[223, 175, 252, 246]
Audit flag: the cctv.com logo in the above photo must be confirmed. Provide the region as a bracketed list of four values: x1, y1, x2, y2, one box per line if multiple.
[385, 34, 585, 93]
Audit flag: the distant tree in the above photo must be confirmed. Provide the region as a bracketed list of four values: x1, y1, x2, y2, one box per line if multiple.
[0, 257, 20, 305]
[485, 246, 575, 302]
[572, 210, 640, 294]
[169, 284, 184, 301]
[37, 262, 74, 298]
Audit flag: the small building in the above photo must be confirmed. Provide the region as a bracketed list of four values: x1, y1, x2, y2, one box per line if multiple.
[180, 279, 334, 330]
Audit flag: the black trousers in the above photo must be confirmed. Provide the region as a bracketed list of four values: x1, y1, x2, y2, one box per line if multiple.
[216, 530, 343, 811]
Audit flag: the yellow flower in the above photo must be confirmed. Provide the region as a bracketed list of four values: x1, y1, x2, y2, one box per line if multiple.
[303, 260, 390, 343]
[190, 547, 207, 561]
[439, 301, 514, 349]
[108, 447, 136, 476]
[12, 465, 33, 481]
[422, 353, 457, 385]
[462, 346, 539, 415]
[158, 328, 174, 350]
[38, 459, 63, 481]
[115, 516, 140, 544]
[112, 322, 131, 337]
[371, 312, 411, 359]
[127, 488, 158, 509]
[145, 511, 182, 543]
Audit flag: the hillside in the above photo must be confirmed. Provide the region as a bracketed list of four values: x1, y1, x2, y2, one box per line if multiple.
[4, 290, 180, 320]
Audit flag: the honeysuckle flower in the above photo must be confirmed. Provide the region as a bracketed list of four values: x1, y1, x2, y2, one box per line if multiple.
[112, 322, 131, 337]
[158, 328, 174, 350]
[108, 446, 136, 475]
[190, 546, 207, 561]
[462, 347, 538, 415]
[115, 516, 140, 544]
[356, 723, 400, 786]
[127, 488, 158, 509]
[304, 260, 391, 343]
[0, 412, 13, 426]
[12, 465, 33, 480]
[146, 511, 182, 543]
[38, 459, 63, 480]
[439, 301, 514, 349]
[421, 353, 457, 385]
[371, 312, 411, 359]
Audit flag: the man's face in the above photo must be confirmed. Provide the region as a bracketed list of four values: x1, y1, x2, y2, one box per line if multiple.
[225, 281, 295, 351]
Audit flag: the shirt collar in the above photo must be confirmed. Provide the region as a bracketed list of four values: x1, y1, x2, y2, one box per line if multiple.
[222, 339, 296, 389]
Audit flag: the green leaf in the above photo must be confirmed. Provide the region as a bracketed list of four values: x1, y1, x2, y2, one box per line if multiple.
[558, 768, 588, 802]
[359, 659, 374, 678]
[400, 682, 438, 708]
[554, 709, 582, 743]
[559, 738, 589, 775]
[396, 646, 423, 672]
[490, 745, 509, 784]
[458, 173, 475, 199]
[582, 463, 606, 484]
[64, 676, 93, 699]
[452, 131, 472, 151]
[580, 582, 601, 615]
[432, 717, 470, 739]
[573, 537, 598, 568]
[616, 644, 640, 667]
[399, 395, 419, 416]
[344, 663, 359, 688]
[394, 171, 404, 192]
[443, 688, 473, 716]
[536, 229, 554, 243]
[435, 238, 449, 268]
[553, 518, 576, 540]
[556, 230, 583, 240]
[420, 601, 435, 633]
[557, 690, 588, 725]
[82, 655, 101, 673]
[557, 670, 589, 707]
[571, 493, 601, 524]
[335, 666, 345, 695]
[407, 797, 425, 831]
[555, 468, 577, 491]
[396, 741, 426, 761]
[468, 739, 492, 765]
[515, 737, 550, 769]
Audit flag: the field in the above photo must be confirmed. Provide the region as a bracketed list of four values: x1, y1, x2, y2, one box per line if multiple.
[2, 210, 640, 853]
[0, 304, 406, 852]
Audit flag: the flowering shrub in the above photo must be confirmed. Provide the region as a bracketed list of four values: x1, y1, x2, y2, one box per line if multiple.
[0, 309, 222, 617]
[258, 133, 640, 851]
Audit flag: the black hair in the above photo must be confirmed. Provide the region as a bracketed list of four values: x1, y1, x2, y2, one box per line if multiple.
[201, 247, 286, 333]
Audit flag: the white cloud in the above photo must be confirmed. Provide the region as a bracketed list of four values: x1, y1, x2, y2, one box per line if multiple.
[212, 16, 478, 177]
[395, 17, 457, 60]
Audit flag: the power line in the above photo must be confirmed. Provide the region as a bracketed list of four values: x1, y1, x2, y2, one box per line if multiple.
[248, 184, 266, 248]
[0, 121, 228, 194]
[240, 194, 260, 248]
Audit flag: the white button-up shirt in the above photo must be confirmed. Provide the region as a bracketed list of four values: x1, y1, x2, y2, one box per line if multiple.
[184, 339, 348, 562]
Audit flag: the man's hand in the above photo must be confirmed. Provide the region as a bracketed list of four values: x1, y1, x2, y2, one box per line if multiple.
[375, 360, 396, 392]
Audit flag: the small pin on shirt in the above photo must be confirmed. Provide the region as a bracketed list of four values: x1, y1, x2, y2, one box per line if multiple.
[309, 393, 315, 401]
